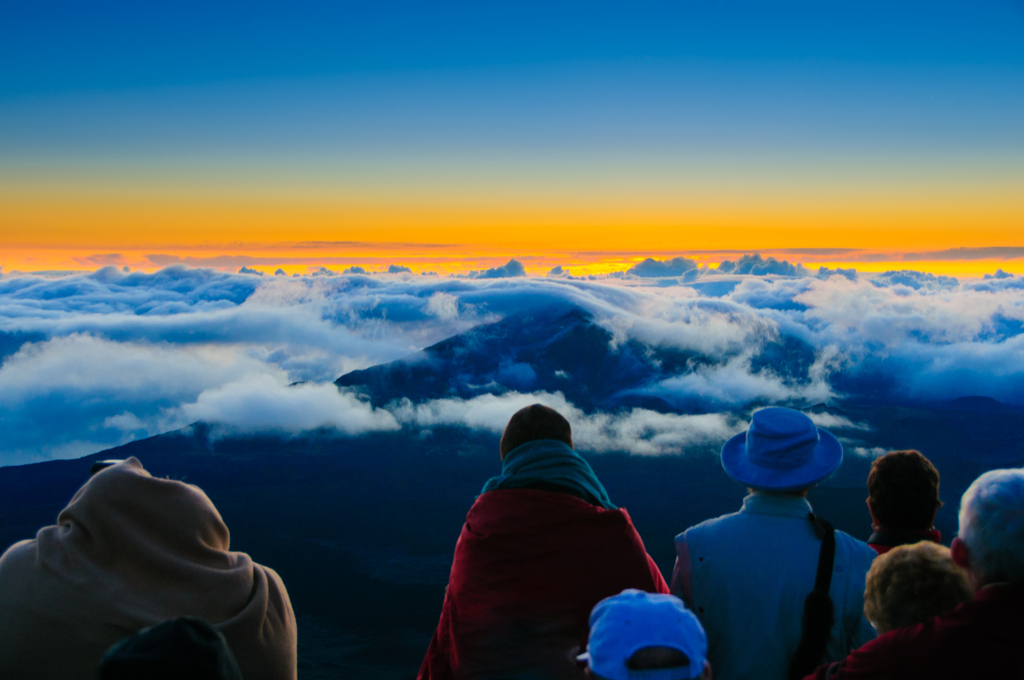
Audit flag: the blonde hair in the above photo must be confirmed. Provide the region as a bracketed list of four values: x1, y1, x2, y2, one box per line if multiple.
[864, 541, 972, 634]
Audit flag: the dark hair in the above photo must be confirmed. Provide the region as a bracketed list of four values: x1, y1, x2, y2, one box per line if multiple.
[625, 646, 691, 671]
[99, 616, 242, 680]
[500, 404, 573, 459]
[867, 450, 942, 532]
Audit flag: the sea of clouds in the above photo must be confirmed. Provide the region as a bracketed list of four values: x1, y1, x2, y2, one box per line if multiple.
[1, 259, 1023, 466]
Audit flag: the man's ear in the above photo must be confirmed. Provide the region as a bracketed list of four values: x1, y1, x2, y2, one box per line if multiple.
[700, 660, 712, 680]
[865, 498, 879, 526]
[951, 537, 970, 569]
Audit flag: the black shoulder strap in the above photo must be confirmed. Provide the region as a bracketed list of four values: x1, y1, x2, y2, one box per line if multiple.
[812, 514, 836, 594]
[788, 513, 836, 680]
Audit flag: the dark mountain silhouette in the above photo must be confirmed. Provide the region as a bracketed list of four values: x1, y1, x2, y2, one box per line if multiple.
[336, 305, 670, 411]
[335, 303, 816, 413]
[4, 397, 1022, 677]
[948, 395, 1008, 412]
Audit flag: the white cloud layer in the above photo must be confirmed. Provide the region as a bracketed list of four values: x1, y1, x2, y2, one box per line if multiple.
[0, 334, 266, 404]
[389, 391, 741, 456]
[173, 374, 400, 434]
[624, 352, 833, 407]
[2, 264, 1024, 464]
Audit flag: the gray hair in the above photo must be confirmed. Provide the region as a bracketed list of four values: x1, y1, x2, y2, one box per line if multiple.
[958, 469, 1024, 584]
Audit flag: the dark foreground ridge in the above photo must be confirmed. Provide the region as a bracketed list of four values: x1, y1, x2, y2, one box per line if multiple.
[1, 398, 1022, 677]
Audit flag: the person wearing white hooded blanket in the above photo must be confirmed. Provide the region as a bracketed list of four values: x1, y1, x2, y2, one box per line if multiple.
[671, 408, 876, 680]
[0, 458, 297, 680]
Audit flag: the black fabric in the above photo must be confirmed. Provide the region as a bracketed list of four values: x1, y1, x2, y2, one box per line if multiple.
[788, 513, 836, 680]
[98, 616, 243, 680]
[867, 529, 934, 549]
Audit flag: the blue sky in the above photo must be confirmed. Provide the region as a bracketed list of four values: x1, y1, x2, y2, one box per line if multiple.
[4, 1, 1024, 96]
[4, 1, 1022, 163]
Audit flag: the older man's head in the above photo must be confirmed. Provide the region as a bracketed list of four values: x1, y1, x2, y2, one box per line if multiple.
[951, 468, 1024, 590]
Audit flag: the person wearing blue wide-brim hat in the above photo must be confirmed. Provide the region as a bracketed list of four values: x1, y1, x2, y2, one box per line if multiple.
[670, 407, 878, 680]
[720, 407, 844, 492]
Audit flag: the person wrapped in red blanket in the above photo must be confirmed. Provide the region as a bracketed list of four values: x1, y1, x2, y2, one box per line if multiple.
[418, 404, 669, 680]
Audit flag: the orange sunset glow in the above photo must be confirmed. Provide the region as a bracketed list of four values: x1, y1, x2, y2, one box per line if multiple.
[4, 190, 1022, 277]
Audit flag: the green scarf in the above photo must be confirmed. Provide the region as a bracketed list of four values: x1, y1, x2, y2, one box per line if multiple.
[481, 439, 616, 510]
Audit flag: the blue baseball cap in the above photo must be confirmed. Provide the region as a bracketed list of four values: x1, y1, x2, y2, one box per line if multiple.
[577, 589, 707, 680]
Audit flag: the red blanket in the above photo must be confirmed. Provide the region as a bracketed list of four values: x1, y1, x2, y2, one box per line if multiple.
[804, 583, 1024, 680]
[418, 488, 670, 680]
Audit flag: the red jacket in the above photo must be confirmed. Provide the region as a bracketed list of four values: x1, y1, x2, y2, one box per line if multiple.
[418, 489, 669, 680]
[804, 583, 1024, 680]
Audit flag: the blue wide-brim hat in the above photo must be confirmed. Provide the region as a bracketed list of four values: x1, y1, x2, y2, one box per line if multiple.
[722, 407, 843, 492]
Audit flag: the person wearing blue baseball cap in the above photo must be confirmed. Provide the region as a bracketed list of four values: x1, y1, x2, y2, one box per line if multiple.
[670, 407, 877, 680]
[578, 589, 711, 680]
